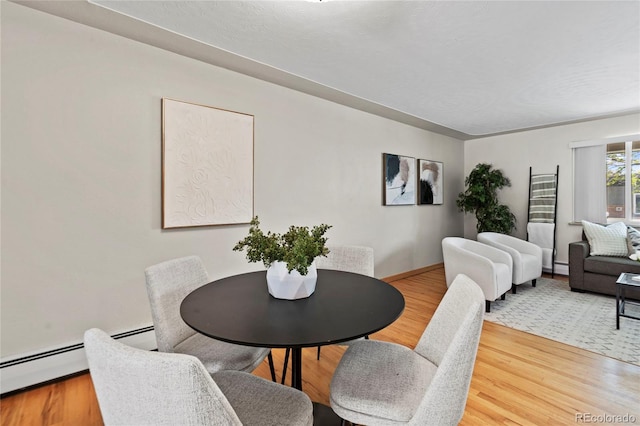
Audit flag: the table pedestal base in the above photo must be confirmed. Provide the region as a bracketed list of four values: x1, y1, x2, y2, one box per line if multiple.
[290, 349, 344, 425]
[313, 402, 344, 425]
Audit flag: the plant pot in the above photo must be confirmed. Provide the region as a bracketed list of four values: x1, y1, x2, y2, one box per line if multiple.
[266, 261, 317, 300]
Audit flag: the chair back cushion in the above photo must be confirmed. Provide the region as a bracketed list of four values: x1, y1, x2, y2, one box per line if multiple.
[84, 328, 241, 426]
[316, 245, 374, 277]
[144, 256, 209, 352]
[413, 274, 485, 424]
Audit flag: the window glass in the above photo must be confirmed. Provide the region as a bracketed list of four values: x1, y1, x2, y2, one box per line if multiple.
[605, 140, 640, 223]
[633, 141, 640, 220]
[607, 142, 625, 219]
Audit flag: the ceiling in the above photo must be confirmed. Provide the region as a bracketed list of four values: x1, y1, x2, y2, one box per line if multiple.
[17, 1, 640, 139]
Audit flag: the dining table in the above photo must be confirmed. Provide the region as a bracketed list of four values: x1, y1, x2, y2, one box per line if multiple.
[180, 268, 405, 425]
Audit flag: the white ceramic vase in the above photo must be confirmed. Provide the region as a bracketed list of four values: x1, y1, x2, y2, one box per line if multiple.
[266, 260, 317, 300]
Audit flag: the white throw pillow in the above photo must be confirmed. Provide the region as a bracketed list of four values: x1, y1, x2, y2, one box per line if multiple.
[627, 226, 640, 251]
[581, 221, 629, 257]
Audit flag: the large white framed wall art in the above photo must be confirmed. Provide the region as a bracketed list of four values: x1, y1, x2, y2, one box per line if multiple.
[162, 98, 254, 228]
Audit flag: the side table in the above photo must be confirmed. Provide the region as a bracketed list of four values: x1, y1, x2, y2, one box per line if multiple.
[615, 273, 640, 329]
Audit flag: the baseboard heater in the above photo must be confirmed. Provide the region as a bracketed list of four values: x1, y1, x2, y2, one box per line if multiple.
[0, 326, 157, 396]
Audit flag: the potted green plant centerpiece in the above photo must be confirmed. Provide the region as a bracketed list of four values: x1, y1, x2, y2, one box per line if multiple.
[233, 216, 331, 300]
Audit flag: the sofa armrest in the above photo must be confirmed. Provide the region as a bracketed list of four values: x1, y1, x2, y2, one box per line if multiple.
[569, 241, 589, 289]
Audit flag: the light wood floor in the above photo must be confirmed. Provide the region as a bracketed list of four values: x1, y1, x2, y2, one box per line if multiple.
[2, 267, 639, 425]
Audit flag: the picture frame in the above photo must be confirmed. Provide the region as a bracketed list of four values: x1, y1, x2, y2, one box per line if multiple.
[383, 153, 416, 205]
[161, 98, 254, 228]
[418, 159, 443, 205]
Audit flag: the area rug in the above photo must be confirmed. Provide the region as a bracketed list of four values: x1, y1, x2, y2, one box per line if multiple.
[484, 277, 640, 366]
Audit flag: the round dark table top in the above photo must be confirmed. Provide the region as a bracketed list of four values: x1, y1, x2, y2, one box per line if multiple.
[180, 269, 405, 348]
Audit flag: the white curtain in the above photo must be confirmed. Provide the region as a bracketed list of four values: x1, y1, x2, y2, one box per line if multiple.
[573, 145, 606, 223]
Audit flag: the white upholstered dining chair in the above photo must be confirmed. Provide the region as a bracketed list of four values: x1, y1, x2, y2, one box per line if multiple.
[441, 237, 512, 312]
[315, 245, 375, 278]
[477, 232, 542, 293]
[84, 328, 313, 426]
[329, 274, 485, 425]
[281, 245, 374, 384]
[145, 255, 276, 379]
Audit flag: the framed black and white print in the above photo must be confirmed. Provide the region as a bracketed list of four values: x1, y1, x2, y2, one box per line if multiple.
[383, 153, 416, 205]
[418, 159, 443, 205]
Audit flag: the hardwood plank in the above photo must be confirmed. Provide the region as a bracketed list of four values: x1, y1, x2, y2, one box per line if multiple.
[2, 267, 638, 425]
[1, 374, 102, 426]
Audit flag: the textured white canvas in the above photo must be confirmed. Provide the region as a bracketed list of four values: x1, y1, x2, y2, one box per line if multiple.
[162, 99, 253, 228]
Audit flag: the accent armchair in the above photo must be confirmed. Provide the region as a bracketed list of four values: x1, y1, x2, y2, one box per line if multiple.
[477, 232, 542, 293]
[442, 237, 512, 312]
[329, 274, 485, 425]
[84, 328, 313, 425]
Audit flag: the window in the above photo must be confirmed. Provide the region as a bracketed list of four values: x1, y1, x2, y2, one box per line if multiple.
[606, 140, 640, 223]
[572, 134, 640, 224]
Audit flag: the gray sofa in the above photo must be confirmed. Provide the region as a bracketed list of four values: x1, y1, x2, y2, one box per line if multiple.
[569, 237, 640, 300]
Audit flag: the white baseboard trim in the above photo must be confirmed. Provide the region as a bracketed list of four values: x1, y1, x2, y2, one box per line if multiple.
[1, 326, 157, 395]
[545, 262, 568, 276]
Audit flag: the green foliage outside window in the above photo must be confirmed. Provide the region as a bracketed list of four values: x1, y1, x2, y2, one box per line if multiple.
[606, 150, 640, 194]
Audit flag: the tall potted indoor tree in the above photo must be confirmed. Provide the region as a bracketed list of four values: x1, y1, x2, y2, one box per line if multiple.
[456, 163, 516, 234]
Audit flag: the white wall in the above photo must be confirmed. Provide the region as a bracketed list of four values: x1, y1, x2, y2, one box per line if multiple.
[464, 113, 640, 266]
[1, 3, 464, 360]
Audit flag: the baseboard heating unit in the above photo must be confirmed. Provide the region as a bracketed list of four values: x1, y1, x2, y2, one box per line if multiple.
[1, 326, 156, 396]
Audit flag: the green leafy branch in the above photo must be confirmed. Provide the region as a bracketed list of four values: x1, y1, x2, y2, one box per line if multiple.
[233, 216, 331, 275]
[456, 163, 516, 234]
